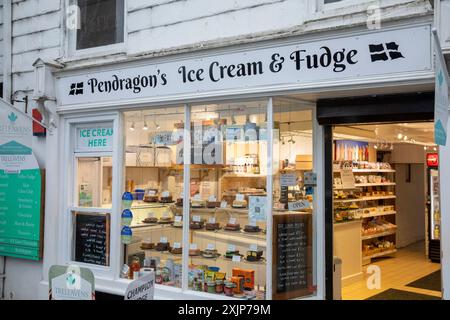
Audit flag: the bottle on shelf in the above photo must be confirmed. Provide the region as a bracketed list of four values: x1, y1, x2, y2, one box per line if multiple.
[129, 255, 141, 279]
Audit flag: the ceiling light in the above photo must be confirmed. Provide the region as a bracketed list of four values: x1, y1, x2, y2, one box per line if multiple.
[403, 135, 408, 141]
[129, 122, 135, 131]
[397, 133, 403, 140]
[434, 147, 437, 151]
[143, 120, 148, 131]
[154, 121, 160, 130]
[424, 146, 427, 150]
[374, 144, 378, 149]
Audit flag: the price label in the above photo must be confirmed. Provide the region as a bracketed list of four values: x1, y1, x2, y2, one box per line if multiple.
[193, 194, 201, 200]
[208, 195, 217, 202]
[161, 191, 170, 197]
[173, 242, 181, 249]
[280, 173, 297, 187]
[192, 215, 201, 222]
[160, 237, 168, 243]
[236, 194, 244, 201]
[147, 190, 156, 196]
[208, 217, 216, 224]
[189, 243, 197, 250]
[227, 244, 236, 251]
[228, 218, 237, 225]
[232, 255, 241, 262]
[207, 243, 215, 250]
[220, 201, 228, 208]
[174, 216, 182, 222]
[249, 244, 258, 251]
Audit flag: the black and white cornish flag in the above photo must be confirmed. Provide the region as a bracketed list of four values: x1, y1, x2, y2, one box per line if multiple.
[369, 42, 405, 62]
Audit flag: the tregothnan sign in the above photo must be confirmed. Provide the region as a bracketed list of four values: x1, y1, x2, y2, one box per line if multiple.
[57, 25, 432, 107]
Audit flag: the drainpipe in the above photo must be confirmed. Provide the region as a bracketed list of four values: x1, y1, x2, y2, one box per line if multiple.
[3, 0, 12, 102]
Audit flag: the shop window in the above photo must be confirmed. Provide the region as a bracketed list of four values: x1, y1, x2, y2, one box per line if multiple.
[69, 122, 114, 269]
[76, 157, 113, 208]
[122, 107, 185, 287]
[188, 101, 268, 299]
[75, 0, 124, 50]
[272, 98, 316, 299]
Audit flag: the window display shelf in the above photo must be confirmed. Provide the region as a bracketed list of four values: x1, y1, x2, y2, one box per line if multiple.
[363, 248, 397, 260]
[190, 255, 266, 266]
[140, 249, 183, 260]
[355, 182, 396, 187]
[361, 211, 396, 219]
[192, 229, 267, 247]
[333, 195, 396, 203]
[334, 169, 395, 173]
[221, 173, 267, 178]
[361, 229, 397, 240]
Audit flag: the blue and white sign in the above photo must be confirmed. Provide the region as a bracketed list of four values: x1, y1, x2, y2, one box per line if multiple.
[433, 29, 450, 146]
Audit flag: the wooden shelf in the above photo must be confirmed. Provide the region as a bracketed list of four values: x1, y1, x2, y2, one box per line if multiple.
[222, 173, 266, 178]
[334, 195, 396, 203]
[334, 169, 395, 173]
[355, 182, 396, 187]
[363, 248, 397, 260]
[361, 211, 396, 219]
[361, 229, 397, 240]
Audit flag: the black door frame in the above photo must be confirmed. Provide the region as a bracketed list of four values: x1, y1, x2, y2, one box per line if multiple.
[317, 92, 434, 300]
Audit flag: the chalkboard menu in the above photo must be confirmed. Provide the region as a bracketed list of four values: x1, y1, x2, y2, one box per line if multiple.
[74, 212, 110, 266]
[272, 212, 312, 299]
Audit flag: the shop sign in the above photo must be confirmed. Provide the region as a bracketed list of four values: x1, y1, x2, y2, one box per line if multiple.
[49, 265, 95, 300]
[124, 271, 155, 300]
[433, 30, 450, 146]
[76, 125, 113, 152]
[57, 25, 432, 108]
[0, 100, 42, 260]
[249, 196, 267, 221]
[427, 153, 439, 167]
[288, 200, 311, 211]
[340, 168, 355, 190]
[280, 173, 297, 187]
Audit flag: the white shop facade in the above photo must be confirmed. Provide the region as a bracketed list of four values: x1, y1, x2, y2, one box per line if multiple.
[36, 19, 450, 300]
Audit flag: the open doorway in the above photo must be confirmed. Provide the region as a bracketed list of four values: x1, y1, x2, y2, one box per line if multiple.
[332, 122, 442, 300]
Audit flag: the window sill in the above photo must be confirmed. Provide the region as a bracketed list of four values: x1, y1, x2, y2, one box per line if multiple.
[61, 43, 128, 66]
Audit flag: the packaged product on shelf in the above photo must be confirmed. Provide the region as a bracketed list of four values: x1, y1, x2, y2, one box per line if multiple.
[224, 222, 241, 231]
[201, 249, 220, 259]
[140, 239, 155, 250]
[160, 191, 173, 203]
[205, 222, 221, 231]
[224, 250, 242, 260]
[156, 242, 171, 251]
[142, 216, 158, 224]
[243, 225, 261, 233]
[144, 189, 159, 202]
[246, 250, 264, 262]
[232, 268, 255, 290]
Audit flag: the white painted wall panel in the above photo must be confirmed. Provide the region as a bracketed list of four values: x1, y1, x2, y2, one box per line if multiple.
[12, 0, 61, 21]
[12, 46, 60, 73]
[12, 27, 60, 54]
[12, 11, 61, 37]
[128, 0, 306, 54]
[127, 0, 285, 33]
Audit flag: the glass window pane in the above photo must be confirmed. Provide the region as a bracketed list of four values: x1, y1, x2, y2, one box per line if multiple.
[76, 0, 124, 50]
[272, 97, 316, 299]
[122, 107, 185, 288]
[188, 101, 268, 299]
[76, 156, 113, 208]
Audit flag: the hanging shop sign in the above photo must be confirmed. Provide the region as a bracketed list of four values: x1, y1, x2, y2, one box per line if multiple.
[49, 265, 95, 300]
[427, 153, 439, 167]
[57, 25, 432, 108]
[0, 100, 43, 260]
[433, 30, 450, 146]
[124, 271, 155, 300]
[76, 125, 114, 152]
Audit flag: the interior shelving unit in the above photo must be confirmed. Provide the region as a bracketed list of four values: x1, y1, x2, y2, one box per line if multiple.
[333, 166, 397, 265]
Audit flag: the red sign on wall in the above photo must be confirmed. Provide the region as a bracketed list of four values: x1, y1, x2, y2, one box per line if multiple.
[427, 153, 439, 167]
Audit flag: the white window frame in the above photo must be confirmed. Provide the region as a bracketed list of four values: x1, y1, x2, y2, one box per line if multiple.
[59, 112, 122, 281]
[64, 0, 127, 60]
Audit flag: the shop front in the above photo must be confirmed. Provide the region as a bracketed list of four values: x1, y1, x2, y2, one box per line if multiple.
[41, 21, 437, 300]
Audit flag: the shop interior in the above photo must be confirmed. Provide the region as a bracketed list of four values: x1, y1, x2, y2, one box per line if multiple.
[332, 122, 442, 300]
